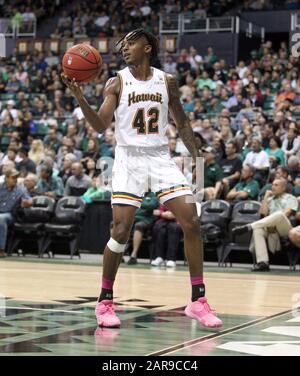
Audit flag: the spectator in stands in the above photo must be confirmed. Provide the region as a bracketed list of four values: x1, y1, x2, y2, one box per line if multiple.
[212, 135, 226, 162]
[17, 146, 36, 177]
[23, 173, 39, 197]
[151, 204, 182, 268]
[203, 46, 218, 70]
[265, 135, 285, 168]
[28, 139, 45, 166]
[220, 141, 243, 197]
[196, 71, 214, 91]
[163, 55, 177, 75]
[127, 190, 159, 265]
[64, 162, 92, 197]
[100, 129, 115, 158]
[82, 138, 100, 162]
[84, 158, 98, 179]
[260, 122, 274, 149]
[259, 165, 294, 198]
[66, 123, 82, 149]
[0, 160, 15, 184]
[233, 178, 298, 271]
[282, 124, 300, 160]
[203, 146, 223, 200]
[243, 137, 270, 185]
[276, 82, 295, 107]
[0, 168, 32, 257]
[287, 155, 300, 187]
[226, 164, 260, 201]
[44, 128, 61, 153]
[81, 174, 111, 204]
[36, 164, 64, 198]
[1, 100, 19, 121]
[58, 152, 77, 185]
[198, 118, 215, 144]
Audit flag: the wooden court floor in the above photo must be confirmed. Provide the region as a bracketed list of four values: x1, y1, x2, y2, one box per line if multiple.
[0, 258, 300, 356]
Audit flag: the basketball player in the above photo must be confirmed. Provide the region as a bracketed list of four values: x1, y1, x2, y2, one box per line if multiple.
[62, 29, 222, 328]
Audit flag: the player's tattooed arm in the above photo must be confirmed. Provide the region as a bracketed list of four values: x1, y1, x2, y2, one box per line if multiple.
[62, 75, 120, 133]
[166, 74, 201, 160]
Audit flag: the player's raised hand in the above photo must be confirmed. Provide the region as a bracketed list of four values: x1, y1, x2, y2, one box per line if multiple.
[61, 74, 83, 99]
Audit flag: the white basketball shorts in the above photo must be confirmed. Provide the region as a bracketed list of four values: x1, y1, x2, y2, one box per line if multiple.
[111, 145, 193, 208]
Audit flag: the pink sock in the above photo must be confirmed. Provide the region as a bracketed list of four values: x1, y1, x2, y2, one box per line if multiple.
[191, 276, 204, 285]
[102, 277, 115, 290]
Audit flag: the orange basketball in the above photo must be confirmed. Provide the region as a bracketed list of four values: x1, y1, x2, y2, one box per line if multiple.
[62, 43, 102, 84]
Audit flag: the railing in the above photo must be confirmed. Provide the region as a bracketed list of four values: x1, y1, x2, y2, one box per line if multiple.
[0, 18, 36, 38]
[159, 14, 265, 41]
[182, 16, 234, 33]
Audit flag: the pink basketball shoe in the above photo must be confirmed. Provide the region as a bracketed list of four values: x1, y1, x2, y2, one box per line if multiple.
[95, 300, 121, 328]
[185, 297, 222, 328]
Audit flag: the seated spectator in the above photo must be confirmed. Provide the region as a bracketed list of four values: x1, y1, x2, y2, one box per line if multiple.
[212, 135, 226, 162]
[127, 190, 159, 265]
[276, 82, 295, 107]
[0, 168, 32, 257]
[44, 128, 61, 153]
[287, 156, 300, 186]
[203, 146, 223, 200]
[23, 173, 39, 197]
[220, 141, 243, 197]
[226, 164, 260, 201]
[282, 125, 300, 160]
[259, 166, 294, 198]
[28, 139, 45, 166]
[36, 164, 64, 198]
[0, 100, 19, 121]
[163, 55, 177, 75]
[233, 178, 298, 271]
[84, 157, 98, 179]
[81, 138, 100, 163]
[265, 135, 285, 169]
[64, 162, 92, 197]
[198, 118, 215, 144]
[81, 175, 111, 204]
[17, 146, 36, 177]
[0, 160, 15, 184]
[243, 137, 270, 186]
[151, 204, 182, 268]
[58, 153, 77, 185]
[100, 129, 115, 158]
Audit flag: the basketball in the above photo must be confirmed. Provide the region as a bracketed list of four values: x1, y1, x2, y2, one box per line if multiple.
[62, 43, 102, 84]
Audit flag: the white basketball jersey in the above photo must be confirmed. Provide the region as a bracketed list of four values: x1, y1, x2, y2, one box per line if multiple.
[114, 67, 169, 147]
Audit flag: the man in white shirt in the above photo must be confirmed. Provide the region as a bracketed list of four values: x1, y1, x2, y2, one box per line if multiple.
[243, 137, 270, 185]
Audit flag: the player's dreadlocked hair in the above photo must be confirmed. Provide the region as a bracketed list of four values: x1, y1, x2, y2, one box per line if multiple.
[116, 28, 159, 64]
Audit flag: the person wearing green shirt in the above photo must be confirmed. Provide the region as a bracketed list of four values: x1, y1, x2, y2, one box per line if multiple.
[127, 190, 159, 265]
[265, 135, 285, 168]
[226, 164, 259, 201]
[81, 176, 111, 203]
[203, 46, 218, 70]
[196, 71, 215, 91]
[11, 9, 23, 30]
[203, 146, 223, 200]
